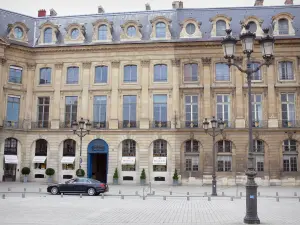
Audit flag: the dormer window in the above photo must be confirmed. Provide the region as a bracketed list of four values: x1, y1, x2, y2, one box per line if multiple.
[272, 13, 295, 36]
[156, 22, 166, 38]
[150, 16, 172, 40]
[240, 16, 264, 36]
[216, 20, 226, 36]
[98, 25, 107, 40]
[186, 23, 196, 35]
[127, 26, 136, 37]
[248, 21, 257, 33]
[120, 20, 143, 41]
[14, 27, 23, 39]
[92, 19, 113, 43]
[179, 19, 202, 39]
[7, 22, 29, 43]
[71, 28, 80, 40]
[278, 19, 289, 35]
[210, 15, 231, 37]
[44, 28, 53, 43]
[279, 61, 294, 80]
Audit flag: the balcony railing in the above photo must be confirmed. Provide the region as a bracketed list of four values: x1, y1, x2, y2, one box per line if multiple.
[3, 121, 21, 129]
[91, 121, 109, 129]
[220, 120, 234, 128]
[31, 121, 50, 129]
[59, 122, 73, 129]
[246, 120, 268, 128]
[119, 121, 139, 129]
[278, 120, 300, 128]
[150, 121, 171, 129]
[181, 121, 200, 128]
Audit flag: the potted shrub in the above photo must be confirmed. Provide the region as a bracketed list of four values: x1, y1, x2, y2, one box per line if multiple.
[76, 168, 85, 177]
[140, 168, 146, 186]
[21, 167, 30, 183]
[113, 168, 119, 185]
[173, 169, 179, 186]
[45, 168, 55, 183]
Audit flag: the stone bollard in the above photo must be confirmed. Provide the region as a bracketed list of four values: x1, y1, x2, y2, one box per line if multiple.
[276, 197, 279, 202]
[143, 196, 145, 200]
[39, 188, 42, 193]
[187, 196, 190, 201]
[163, 196, 166, 200]
[121, 195, 124, 199]
[2, 194, 5, 199]
[101, 193, 104, 199]
[208, 197, 211, 201]
[170, 191, 172, 195]
[80, 194, 82, 198]
[204, 192, 207, 196]
[61, 193, 63, 198]
[135, 191, 138, 196]
[222, 192, 225, 197]
[187, 192, 189, 195]
[298, 197, 300, 202]
[22, 193, 25, 198]
[276, 192, 279, 196]
[24, 188, 26, 192]
[294, 192, 297, 197]
[258, 192, 260, 196]
[240, 192, 242, 197]
[230, 197, 234, 201]
[8, 188, 11, 192]
[119, 190, 121, 194]
[152, 191, 155, 195]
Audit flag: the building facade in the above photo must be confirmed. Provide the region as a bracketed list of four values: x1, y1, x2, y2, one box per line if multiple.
[0, 1, 300, 185]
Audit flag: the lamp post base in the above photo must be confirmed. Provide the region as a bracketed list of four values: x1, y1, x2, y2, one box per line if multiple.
[244, 170, 260, 224]
[212, 176, 217, 196]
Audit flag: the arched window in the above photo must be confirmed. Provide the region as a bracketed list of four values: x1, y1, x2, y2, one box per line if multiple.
[248, 21, 257, 33]
[185, 140, 199, 172]
[34, 139, 47, 169]
[156, 22, 166, 38]
[278, 18, 289, 35]
[216, 20, 226, 36]
[4, 138, 18, 155]
[62, 139, 76, 170]
[98, 25, 107, 40]
[39, 67, 52, 84]
[44, 28, 52, 43]
[121, 139, 136, 171]
[253, 139, 264, 172]
[217, 140, 232, 172]
[153, 139, 167, 171]
[283, 139, 298, 172]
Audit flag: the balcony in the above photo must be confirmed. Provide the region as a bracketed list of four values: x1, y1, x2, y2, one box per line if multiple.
[246, 120, 268, 128]
[150, 121, 171, 129]
[221, 120, 234, 128]
[181, 121, 200, 128]
[278, 120, 300, 128]
[31, 121, 50, 129]
[59, 122, 73, 129]
[3, 121, 22, 129]
[91, 121, 109, 129]
[119, 121, 139, 129]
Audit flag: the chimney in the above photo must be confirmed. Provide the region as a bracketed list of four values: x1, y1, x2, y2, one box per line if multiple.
[172, 1, 183, 9]
[145, 3, 151, 10]
[50, 8, 57, 16]
[38, 9, 46, 17]
[285, 0, 293, 5]
[98, 6, 105, 13]
[254, 0, 264, 6]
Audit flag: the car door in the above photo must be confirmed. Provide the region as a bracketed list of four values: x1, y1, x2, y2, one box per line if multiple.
[60, 178, 78, 192]
[76, 178, 91, 192]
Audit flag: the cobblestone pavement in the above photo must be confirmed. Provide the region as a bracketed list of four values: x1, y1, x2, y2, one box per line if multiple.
[0, 194, 300, 225]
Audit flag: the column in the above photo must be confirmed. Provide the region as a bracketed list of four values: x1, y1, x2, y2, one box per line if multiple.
[24, 63, 35, 129]
[201, 58, 212, 119]
[81, 62, 91, 119]
[267, 61, 278, 127]
[109, 61, 120, 129]
[51, 63, 63, 129]
[171, 59, 180, 128]
[234, 57, 245, 128]
[140, 60, 150, 129]
[0, 57, 6, 127]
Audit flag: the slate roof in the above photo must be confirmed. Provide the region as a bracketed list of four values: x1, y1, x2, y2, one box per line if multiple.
[0, 5, 299, 48]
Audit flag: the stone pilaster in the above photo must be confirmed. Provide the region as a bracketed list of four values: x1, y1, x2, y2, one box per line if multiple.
[267, 60, 278, 128]
[234, 57, 245, 128]
[172, 59, 180, 128]
[81, 62, 91, 119]
[140, 60, 150, 129]
[51, 63, 63, 129]
[0, 57, 6, 126]
[201, 57, 212, 119]
[109, 61, 120, 129]
[24, 63, 35, 129]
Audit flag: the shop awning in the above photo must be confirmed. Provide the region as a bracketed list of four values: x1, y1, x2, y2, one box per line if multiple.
[4, 155, 18, 164]
[32, 156, 47, 163]
[121, 157, 136, 165]
[61, 157, 75, 164]
[153, 157, 167, 165]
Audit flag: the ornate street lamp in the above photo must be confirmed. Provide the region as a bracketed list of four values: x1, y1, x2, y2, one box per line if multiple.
[203, 117, 224, 196]
[221, 24, 275, 224]
[72, 118, 92, 176]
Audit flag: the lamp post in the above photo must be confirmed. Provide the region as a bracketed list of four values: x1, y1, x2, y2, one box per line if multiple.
[203, 117, 225, 196]
[221, 25, 275, 224]
[71, 118, 92, 176]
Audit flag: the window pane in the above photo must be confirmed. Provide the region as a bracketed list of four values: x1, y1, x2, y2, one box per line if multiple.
[98, 25, 107, 40]
[216, 63, 229, 81]
[67, 67, 79, 84]
[44, 28, 52, 43]
[216, 20, 226, 36]
[95, 66, 108, 83]
[156, 22, 166, 38]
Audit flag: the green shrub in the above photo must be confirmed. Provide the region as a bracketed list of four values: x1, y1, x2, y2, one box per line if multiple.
[113, 168, 119, 179]
[173, 169, 179, 180]
[140, 169, 146, 180]
[76, 169, 85, 177]
[21, 167, 30, 175]
[45, 168, 55, 176]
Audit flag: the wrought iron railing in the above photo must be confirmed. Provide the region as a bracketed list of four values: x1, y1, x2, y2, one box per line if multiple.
[91, 121, 109, 129]
[181, 121, 200, 128]
[3, 121, 21, 129]
[278, 120, 300, 128]
[31, 121, 50, 129]
[150, 121, 171, 129]
[119, 121, 139, 129]
[246, 120, 268, 128]
[59, 122, 73, 129]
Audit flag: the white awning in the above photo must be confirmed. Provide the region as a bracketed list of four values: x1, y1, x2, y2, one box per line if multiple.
[121, 157, 136, 165]
[4, 155, 18, 164]
[32, 156, 47, 163]
[153, 157, 167, 165]
[61, 157, 75, 164]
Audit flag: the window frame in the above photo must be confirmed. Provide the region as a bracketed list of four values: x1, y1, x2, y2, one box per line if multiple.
[216, 94, 230, 125]
[281, 93, 295, 126]
[43, 28, 53, 44]
[153, 94, 168, 123]
[215, 63, 230, 81]
[6, 95, 20, 123]
[183, 63, 198, 82]
[153, 64, 168, 82]
[93, 96, 107, 123]
[4, 138, 18, 155]
[217, 155, 232, 172]
[8, 66, 23, 84]
[65, 96, 78, 126]
[155, 22, 166, 38]
[123, 95, 137, 126]
[278, 18, 289, 35]
[122, 140, 136, 171]
[278, 61, 294, 81]
[185, 95, 198, 126]
[66, 67, 79, 84]
[94, 66, 108, 84]
[39, 67, 52, 85]
[123, 65, 137, 83]
[216, 20, 226, 37]
[37, 97, 50, 128]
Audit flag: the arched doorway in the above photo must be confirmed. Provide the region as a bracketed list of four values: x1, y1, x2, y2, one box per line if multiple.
[87, 139, 108, 183]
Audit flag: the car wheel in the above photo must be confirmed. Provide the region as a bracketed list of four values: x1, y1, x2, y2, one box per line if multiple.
[87, 188, 95, 196]
[50, 187, 58, 195]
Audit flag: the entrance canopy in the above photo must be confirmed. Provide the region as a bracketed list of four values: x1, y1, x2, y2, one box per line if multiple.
[4, 155, 18, 164]
[121, 157, 135, 165]
[61, 157, 75, 164]
[153, 157, 167, 165]
[32, 156, 47, 163]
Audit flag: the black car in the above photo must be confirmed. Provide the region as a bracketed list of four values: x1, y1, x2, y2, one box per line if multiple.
[47, 177, 109, 196]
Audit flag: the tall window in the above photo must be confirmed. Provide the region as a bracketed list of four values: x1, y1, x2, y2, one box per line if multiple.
[153, 139, 167, 171]
[278, 18, 289, 35]
[44, 28, 52, 43]
[154, 64, 167, 82]
[34, 139, 47, 169]
[39, 68, 52, 84]
[153, 94, 168, 128]
[123, 96, 137, 128]
[37, 97, 50, 128]
[217, 140, 232, 153]
[122, 140, 136, 171]
[185, 140, 199, 172]
[217, 156, 232, 172]
[252, 94, 262, 127]
[6, 96, 20, 125]
[65, 97, 78, 127]
[249, 62, 261, 80]
[9, 66, 22, 84]
[252, 139, 264, 172]
[253, 139, 264, 153]
[93, 96, 107, 128]
[248, 21, 257, 33]
[281, 93, 295, 127]
[124, 65, 137, 83]
[185, 96, 198, 128]
[215, 63, 230, 81]
[4, 138, 18, 155]
[283, 139, 298, 172]
[98, 25, 107, 40]
[283, 139, 297, 152]
[216, 95, 230, 127]
[62, 139, 76, 170]
[216, 20, 226, 36]
[216, 140, 233, 171]
[184, 63, 198, 82]
[279, 61, 293, 80]
[95, 66, 108, 83]
[66, 67, 79, 84]
[156, 22, 166, 38]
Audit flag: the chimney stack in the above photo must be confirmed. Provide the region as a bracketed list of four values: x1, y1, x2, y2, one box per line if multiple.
[172, 1, 183, 9]
[50, 9, 57, 16]
[254, 0, 264, 6]
[38, 9, 46, 17]
[98, 6, 105, 13]
[145, 3, 151, 10]
[285, 0, 293, 5]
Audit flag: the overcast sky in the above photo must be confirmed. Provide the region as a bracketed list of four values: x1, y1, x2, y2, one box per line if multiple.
[1, 0, 300, 17]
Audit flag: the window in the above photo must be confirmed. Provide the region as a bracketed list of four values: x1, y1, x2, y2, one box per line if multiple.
[156, 22, 166, 38]
[94, 66, 108, 83]
[62, 139, 76, 170]
[185, 96, 198, 127]
[215, 63, 230, 81]
[278, 19, 289, 35]
[4, 138, 18, 155]
[253, 140, 264, 153]
[283, 155, 297, 172]
[249, 63, 261, 80]
[248, 21, 257, 33]
[44, 28, 52, 43]
[153, 140, 167, 172]
[9, 66, 22, 84]
[71, 28, 79, 39]
[65, 97, 78, 127]
[216, 20, 226, 36]
[252, 94, 262, 127]
[283, 139, 297, 152]
[66, 67, 79, 84]
[93, 96, 107, 128]
[127, 26, 136, 37]
[216, 95, 230, 126]
[154, 64, 167, 82]
[185, 156, 199, 171]
[39, 68, 51, 84]
[34, 139, 47, 169]
[185, 140, 199, 153]
[184, 64, 198, 82]
[255, 155, 264, 172]
[37, 97, 50, 128]
[217, 156, 232, 171]
[186, 23, 196, 35]
[98, 25, 107, 40]
[122, 140, 136, 171]
[153, 95, 167, 127]
[123, 96, 137, 128]
[14, 27, 23, 39]
[281, 93, 295, 127]
[124, 65, 137, 83]
[6, 96, 20, 123]
[279, 61, 293, 80]
[217, 140, 232, 153]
